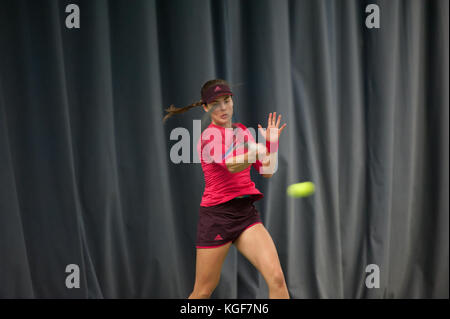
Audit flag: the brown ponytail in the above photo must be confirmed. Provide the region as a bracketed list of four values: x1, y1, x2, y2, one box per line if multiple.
[162, 100, 204, 123]
[162, 78, 232, 123]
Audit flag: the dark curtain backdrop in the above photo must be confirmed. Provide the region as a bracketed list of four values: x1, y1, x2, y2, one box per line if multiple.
[0, 0, 448, 298]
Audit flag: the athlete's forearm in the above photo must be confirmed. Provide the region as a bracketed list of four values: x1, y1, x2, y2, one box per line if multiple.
[225, 149, 257, 173]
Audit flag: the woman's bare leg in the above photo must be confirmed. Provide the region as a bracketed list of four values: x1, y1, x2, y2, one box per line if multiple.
[234, 224, 290, 298]
[189, 242, 232, 299]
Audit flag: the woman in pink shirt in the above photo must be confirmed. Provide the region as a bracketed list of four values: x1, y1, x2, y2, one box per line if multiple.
[163, 79, 288, 299]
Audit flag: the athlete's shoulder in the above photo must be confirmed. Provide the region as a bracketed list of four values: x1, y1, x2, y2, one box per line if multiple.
[233, 122, 248, 130]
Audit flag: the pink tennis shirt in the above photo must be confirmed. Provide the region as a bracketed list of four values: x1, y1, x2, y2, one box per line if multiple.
[197, 122, 264, 207]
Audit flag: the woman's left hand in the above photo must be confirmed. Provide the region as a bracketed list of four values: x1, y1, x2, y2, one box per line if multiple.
[258, 112, 287, 143]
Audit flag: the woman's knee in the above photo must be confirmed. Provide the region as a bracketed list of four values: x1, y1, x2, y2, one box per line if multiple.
[192, 276, 221, 298]
[267, 266, 287, 289]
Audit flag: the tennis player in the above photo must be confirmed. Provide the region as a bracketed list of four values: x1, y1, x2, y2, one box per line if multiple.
[163, 79, 289, 299]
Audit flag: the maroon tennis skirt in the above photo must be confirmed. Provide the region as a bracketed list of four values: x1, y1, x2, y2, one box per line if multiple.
[196, 196, 263, 248]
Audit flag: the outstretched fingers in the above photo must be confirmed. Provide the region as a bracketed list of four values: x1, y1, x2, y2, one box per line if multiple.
[262, 113, 287, 138]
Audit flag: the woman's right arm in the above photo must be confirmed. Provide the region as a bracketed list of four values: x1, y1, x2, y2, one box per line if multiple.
[225, 142, 266, 173]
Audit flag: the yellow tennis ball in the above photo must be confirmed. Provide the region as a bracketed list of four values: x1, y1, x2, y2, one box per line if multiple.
[287, 182, 315, 198]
